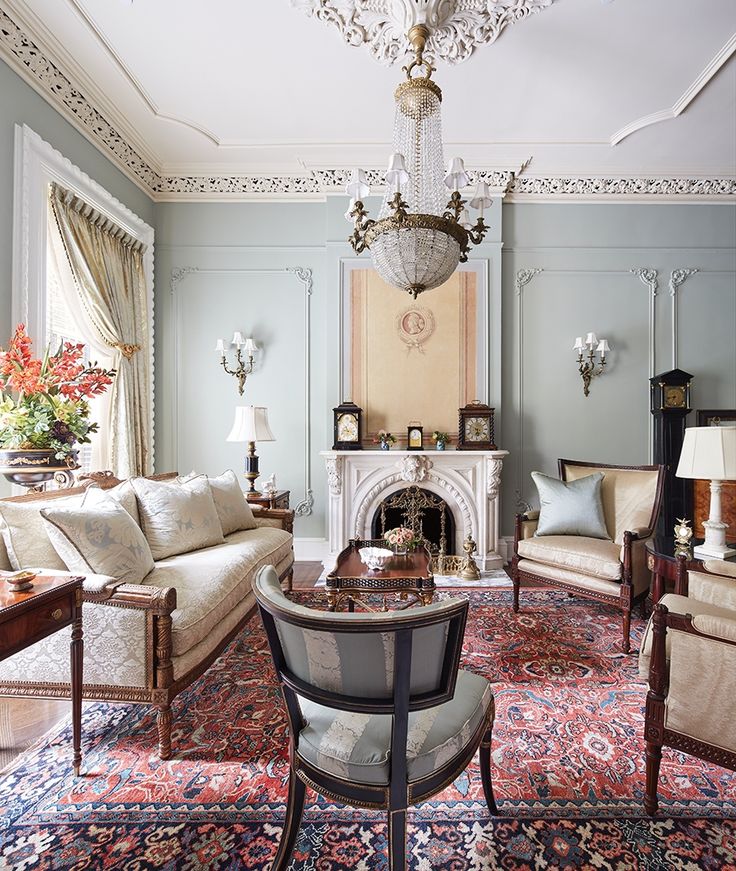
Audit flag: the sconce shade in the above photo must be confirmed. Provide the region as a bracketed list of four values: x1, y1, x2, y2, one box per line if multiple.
[596, 339, 610, 354]
[227, 406, 276, 443]
[676, 426, 736, 480]
[585, 332, 598, 347]
[231, 331, 246, 347]
[243, 337, 259, 354]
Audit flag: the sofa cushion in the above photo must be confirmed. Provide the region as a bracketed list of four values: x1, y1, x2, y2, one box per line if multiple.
[0, 494, 84, 571]
[41, 495, 154, 584]
[144, 527, 293, 657]
[84, 480, 140, 525]
[518, 535, 622, 580]
[531, 471, 609, 539]
[180, 470, 256, 535]
[297, 670, 492, 786]
[132, 475, 225, 560]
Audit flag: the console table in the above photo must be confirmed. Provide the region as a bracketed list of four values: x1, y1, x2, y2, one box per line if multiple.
[646, 536, 736, 604]
[246, 489, 290, 510]
[0, 574, 84, 775]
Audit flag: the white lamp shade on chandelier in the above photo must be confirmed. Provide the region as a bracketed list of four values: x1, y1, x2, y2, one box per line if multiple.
[227, 406, 275, 444]
[676, 425, 736, 559]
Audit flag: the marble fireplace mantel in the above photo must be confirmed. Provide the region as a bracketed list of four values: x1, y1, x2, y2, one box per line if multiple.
[320, 449, 508, 570]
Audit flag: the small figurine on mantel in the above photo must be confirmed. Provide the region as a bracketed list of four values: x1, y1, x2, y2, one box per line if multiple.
[459, 534, 482, 581]
[262, 474, 277, 498]
[674, 517, 693, 555]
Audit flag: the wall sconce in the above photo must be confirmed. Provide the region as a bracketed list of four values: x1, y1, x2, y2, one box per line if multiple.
[215, 331, 259, 396]
[573, 332, 610, 397]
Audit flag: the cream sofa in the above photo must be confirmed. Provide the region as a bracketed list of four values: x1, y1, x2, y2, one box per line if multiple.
[0, 472, 294, 758]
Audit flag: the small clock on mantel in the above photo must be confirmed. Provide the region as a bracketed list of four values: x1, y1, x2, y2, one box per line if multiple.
[332, 401, 364, 450]
[457, 401, 496, 451]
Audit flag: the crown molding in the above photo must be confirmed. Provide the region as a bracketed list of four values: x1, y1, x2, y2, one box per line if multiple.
[0, 3, 733, 203]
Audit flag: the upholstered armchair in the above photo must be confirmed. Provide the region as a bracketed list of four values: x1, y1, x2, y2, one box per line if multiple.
[253, 565, 498, 871]
[512, 459, 665, 652]
[640, 557, 736, 814]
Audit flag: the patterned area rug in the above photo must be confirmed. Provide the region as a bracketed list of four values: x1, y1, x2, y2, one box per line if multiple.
[1, 590, 735, 869]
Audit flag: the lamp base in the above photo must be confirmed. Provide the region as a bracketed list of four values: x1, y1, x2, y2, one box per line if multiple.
[244, 440, 260, 495]
[693, 542, 736, 560]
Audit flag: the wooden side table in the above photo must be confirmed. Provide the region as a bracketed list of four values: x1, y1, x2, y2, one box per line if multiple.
[0, 574, 84, 775]
[246, 489, 290, 510]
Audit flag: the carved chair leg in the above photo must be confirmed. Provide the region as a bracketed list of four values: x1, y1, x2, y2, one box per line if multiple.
[622, 608, 632, 654]
[157, 704, 172, 760]
[286, 567, 294, 593]
[388, 809, 407, 871]
[644, 740, 662, 816]
[512, 577, 520, 613]
[272, 767, 306, 871]
[479, 728, 499, 815]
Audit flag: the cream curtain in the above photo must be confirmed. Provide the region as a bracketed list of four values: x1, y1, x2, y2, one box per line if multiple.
[49, 183, 152, 477]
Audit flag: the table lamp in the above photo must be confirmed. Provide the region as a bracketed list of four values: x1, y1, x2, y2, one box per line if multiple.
[676, 425, 736, 559]
[227, 406, 275, 495]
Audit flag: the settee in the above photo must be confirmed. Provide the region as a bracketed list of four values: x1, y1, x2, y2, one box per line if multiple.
[0, 472, 294, 758]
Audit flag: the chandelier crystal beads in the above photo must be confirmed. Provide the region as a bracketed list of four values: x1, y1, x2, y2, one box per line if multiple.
[347, 25, 491, 297]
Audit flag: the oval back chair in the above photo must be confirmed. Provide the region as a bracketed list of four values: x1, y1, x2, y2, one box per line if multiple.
[253, 565, 498, 871]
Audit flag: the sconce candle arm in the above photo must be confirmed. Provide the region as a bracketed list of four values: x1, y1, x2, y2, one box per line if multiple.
[575, 338, 609, 397]
[220, 347, 256, 397]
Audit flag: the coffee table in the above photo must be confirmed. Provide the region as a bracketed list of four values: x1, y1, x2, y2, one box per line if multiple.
[325, 539, 435, 611]
[646, 535, 736, 605]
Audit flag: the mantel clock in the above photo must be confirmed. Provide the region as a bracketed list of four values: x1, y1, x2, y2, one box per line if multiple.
[332, 401, 364, 451]
[457, 402, 496, 451]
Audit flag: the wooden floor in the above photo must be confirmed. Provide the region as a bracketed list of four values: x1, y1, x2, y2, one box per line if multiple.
[0, 561, 325, 773]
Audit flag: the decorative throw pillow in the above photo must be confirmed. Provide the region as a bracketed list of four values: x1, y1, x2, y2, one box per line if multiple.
[179, 470, 257, 535]
[83, 480, 140, 525]
[41, 496, 154, 584]
[0, 494, 85, 571]
[531, 471, 610, 539]
[131, 475, 225, 560]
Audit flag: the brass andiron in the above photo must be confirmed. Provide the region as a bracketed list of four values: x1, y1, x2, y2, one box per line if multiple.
[459, 534, 481, 581]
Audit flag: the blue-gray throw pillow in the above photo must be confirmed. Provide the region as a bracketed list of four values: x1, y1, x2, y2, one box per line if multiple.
[531, 471, 610, 539]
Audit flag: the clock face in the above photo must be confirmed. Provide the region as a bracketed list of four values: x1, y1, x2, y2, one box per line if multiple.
[465, 416, 490, 442]
[337, 413, 358, 442]
[664, 386, 686, 408]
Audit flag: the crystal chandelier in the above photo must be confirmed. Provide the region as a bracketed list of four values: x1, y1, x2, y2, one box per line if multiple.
[346, 24, 491, 298]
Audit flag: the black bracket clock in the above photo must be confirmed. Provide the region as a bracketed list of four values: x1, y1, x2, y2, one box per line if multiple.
[332, 401, 364, 450]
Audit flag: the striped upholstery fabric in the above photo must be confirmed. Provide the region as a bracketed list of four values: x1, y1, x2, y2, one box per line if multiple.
[298, 672, 493, 785]
[256, 568, 456, 699]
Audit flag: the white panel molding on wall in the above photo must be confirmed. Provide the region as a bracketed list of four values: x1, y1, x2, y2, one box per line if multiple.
[514, 266, 657, 508]
[169, 266, 315, 516]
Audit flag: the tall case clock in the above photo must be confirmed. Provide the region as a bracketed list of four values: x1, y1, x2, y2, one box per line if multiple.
[650, 369, 693, 536]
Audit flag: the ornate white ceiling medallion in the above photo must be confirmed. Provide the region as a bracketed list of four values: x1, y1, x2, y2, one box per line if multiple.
[291, 0, 556, 65]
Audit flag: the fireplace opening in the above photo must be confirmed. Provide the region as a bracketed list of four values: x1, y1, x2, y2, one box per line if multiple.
[371, 486, 456, 555]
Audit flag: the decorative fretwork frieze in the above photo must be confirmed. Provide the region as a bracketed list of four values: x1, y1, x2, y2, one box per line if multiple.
[509, 176, 736, 197]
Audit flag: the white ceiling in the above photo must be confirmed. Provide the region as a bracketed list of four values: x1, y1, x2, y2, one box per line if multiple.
[1, 0, 734, 197]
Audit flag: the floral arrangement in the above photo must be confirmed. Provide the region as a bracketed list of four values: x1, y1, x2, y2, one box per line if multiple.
[0, 324, 115, 460]
[373, 429, 396, 446]
[384, 526, 419, 552]
[432, 430, 450, 445]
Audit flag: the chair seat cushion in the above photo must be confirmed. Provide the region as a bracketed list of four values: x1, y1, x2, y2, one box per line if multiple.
[143, 527, 292, 656]
[638, 593, 736, 679]
[517, 535, 622, 580]
[297, 670, 493, 786]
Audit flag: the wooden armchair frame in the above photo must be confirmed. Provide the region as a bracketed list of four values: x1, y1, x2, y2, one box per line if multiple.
[255, 587, 498, 871]
[644, 599, 736, 815]
[0, 472, 294, 758]
[512, 459, 665, 652]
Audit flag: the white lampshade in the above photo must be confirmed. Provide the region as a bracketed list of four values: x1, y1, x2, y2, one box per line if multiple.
[243, 337, 259, 354]
[346, 167, 370, 201]
[469, 181, 492, 216]
[231, 331, 246, 347]
[385, 152, 409, 191]
[596, 339, 610, 354]
[573, 337, 584, 351]
[443, 157, 469, 191]
[214, 338, 226, 353]
[585, 332, 598, 347]
[676, 426, 736, 480]
[227, 406, 275, 443]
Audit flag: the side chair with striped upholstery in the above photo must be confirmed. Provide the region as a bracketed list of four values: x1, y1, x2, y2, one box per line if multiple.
[253, 565, 498, 871]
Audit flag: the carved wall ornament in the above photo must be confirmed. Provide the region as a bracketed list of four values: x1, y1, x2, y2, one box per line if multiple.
[396, 306, 435, 352]
[397, 454, 433, 483]
[292, 0, 556, 66]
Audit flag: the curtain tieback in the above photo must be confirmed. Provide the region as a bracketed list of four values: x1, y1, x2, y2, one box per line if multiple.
[114, 342, 142, 360]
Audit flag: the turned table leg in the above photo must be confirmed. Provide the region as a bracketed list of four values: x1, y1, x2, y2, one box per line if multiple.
[70, 603, 83, 776]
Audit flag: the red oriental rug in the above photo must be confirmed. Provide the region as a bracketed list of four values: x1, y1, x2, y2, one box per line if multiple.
[1, 589, 735, 869]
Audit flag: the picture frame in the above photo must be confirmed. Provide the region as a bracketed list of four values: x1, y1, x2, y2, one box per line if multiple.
[693, 409, 736, 541]
[407, 425, 424, 451]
